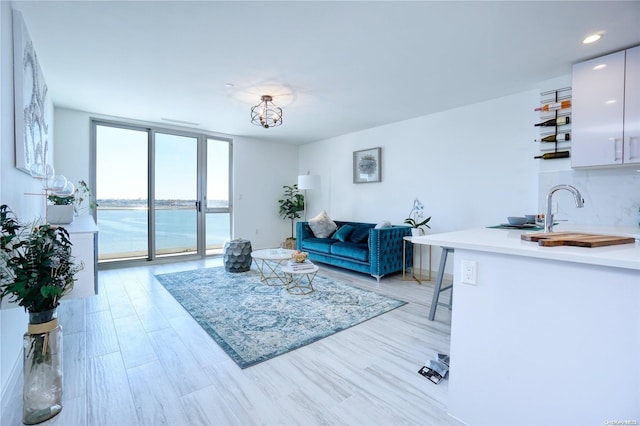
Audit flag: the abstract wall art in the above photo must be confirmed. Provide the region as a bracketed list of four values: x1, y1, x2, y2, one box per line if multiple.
[13, 9, 53, 176]
[353, 147, 381, 184]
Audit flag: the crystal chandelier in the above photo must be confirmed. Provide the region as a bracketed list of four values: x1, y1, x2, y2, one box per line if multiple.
[250, 95, 283, 128]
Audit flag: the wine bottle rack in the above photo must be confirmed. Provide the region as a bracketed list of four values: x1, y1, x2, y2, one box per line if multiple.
[535, 87, 571, 160]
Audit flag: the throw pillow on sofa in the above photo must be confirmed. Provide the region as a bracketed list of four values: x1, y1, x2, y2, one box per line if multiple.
[333, 224, 355, 242]
[309, 210, 338, 238]
[350, 224, 374, 243]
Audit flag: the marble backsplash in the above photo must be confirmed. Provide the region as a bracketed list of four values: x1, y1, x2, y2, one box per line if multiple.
[538, 168, 640, 227]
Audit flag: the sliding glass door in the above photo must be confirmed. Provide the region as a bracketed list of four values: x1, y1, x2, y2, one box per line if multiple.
[95, 124, 149, 261]
[93, 121, 231, 263]
[154, 132, 198, 257]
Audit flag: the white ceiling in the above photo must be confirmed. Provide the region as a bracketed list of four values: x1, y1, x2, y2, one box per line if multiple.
[12, 1, 640, 145]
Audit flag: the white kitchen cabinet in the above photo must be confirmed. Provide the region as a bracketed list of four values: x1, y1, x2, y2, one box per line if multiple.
[419, 226, 640, 425]
[572, 46, 640, 168]
[64, 216, 98, 298]
[624, 46, 640, 164]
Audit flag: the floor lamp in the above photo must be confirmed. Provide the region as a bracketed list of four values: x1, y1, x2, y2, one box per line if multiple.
[297, 173, 321, 221]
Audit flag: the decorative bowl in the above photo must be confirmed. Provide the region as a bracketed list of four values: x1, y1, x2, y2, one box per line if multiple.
[291, 251, 308, 263]
[507, 216, 527, 226]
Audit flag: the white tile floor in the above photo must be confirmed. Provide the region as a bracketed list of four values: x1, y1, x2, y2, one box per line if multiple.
[2, 258, 460, 426]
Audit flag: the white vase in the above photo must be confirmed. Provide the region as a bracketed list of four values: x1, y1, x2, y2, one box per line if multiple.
[411, 228, 424, 237]
[46, 205, 74, 224]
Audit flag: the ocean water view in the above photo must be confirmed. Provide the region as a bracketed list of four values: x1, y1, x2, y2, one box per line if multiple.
[97, 208, 230, 259]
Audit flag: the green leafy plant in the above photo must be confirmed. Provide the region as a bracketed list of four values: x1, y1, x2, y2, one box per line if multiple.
[404, 198, 431, 230]
[0, 205, 82, 313]
[278, 184, 305, 239]
[74, 180, 97, 214]
[47, 194, 74, 205]
[47, 180, 97, 213]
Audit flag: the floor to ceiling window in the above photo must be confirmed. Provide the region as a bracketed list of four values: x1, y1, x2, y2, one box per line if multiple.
[93, 120, 232, 263]
[205, 137, 231, 255]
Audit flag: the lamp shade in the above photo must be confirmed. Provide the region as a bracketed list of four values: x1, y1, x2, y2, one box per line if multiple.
[297, 174, 320, 190]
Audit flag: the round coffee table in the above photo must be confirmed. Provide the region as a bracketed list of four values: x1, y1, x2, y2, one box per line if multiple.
[251, 248, 296, 286]
[280, 263, 319, 295]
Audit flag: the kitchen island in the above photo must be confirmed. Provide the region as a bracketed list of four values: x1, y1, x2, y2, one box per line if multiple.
[414, 225, 640, 426]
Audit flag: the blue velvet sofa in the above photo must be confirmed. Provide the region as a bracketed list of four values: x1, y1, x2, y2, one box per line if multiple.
[296, 221, 413, 281]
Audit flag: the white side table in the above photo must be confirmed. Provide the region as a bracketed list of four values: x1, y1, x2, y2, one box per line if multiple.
[280, 264, 319, 295]
[65, 216, 99, 298]
[402, 236, 432, 284]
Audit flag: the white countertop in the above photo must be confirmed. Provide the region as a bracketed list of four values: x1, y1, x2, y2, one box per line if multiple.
[413, 224, 640, 271]
[61, 215, 98, 234]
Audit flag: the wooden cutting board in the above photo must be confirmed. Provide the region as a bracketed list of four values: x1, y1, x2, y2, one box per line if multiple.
[521, 232, 636, 247]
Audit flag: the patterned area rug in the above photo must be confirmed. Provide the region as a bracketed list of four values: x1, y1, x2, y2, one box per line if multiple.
[154, 267, 407, 368]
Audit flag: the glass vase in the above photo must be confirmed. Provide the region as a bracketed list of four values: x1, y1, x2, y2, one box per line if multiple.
[23, 309, 63, 425]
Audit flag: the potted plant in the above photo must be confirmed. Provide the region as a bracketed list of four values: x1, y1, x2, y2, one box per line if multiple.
[46, 193, 75, 224]
[46, 179, 96, 224]
[278, 184, 305, 249]
[0, 205, 82, 424]
[404, 198, 431, 237]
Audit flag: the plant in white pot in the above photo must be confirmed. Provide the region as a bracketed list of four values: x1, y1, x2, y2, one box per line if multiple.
[404, 198, 431, 237]
[278, 184, 305, 249]
[46, 179, 96, 224]
[0, 205, 82, 424]
[46, 193, 75, 225]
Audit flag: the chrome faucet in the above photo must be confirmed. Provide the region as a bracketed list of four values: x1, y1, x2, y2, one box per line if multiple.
[545, 184, 584, 233]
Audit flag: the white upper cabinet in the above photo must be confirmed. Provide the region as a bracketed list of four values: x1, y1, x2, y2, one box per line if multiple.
[624, 46, 640, 165]
[572, 46, 640, 168]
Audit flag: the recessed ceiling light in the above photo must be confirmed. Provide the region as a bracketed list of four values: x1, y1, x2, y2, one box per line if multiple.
[583, 33, 602, 44]
[593, 64, 607, 70]
[605, 100, 617, 105]
[225, 83, 234, 88]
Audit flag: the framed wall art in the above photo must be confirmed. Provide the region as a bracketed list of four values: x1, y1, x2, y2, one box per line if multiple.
[353, 147, 381, 184]
[13, 10, 53, 175]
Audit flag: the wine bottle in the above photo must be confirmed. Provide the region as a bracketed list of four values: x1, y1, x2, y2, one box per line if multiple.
[534, 100, 571, 112]
[534, 151, 570, 160]
[536, 133, 571, 142]
[534, 116, 571, 127]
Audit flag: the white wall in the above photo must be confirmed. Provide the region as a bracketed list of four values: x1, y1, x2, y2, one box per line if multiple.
[53, 108, 299, 251]
[301, 90, 541, 228]
[0, 0, 37, 408]
[231, 133, 300, 248]
[300, 82, 640, 273]
[300, 90, 541, 271]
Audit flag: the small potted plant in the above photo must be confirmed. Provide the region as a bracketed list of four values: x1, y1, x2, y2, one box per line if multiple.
[404, 198, 431, 237]
[46, 193, 75, 225]
[0, 205, 82, 424]
[46, 179, 96, 224]
[278, 184, 305, 249]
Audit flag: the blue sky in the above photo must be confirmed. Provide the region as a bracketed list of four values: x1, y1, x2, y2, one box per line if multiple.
[96, 125, 228, 201]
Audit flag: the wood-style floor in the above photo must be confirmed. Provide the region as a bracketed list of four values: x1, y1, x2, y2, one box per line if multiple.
[2, 258, 461, 426]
